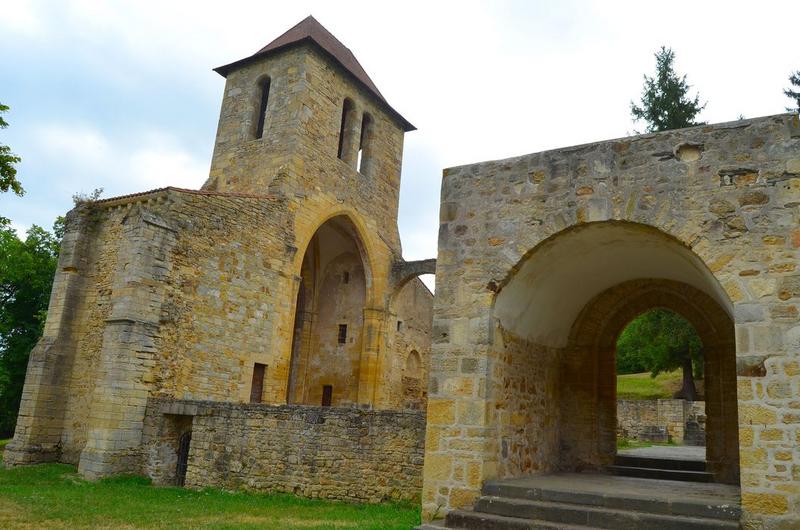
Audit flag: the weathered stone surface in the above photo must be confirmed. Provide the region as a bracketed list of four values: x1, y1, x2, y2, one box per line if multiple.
[143, 398, 425, 502]
[617, 399, 706, 445]
[422, 113, 800, 527]
[4, 18, 434, 502]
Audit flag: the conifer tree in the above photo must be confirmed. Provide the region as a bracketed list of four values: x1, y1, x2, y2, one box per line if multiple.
[785, 70, 800, 112]
[631, 47, 705, 133]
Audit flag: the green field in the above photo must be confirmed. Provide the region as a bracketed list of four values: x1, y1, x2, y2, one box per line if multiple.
[616, 370, 702, 400]
[0, 439, 419, 529]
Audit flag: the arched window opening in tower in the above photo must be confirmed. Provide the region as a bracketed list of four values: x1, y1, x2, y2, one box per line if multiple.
[254, 77, 271, 139]
[337, 98, 354, 160]
[357, 113, 373, 174]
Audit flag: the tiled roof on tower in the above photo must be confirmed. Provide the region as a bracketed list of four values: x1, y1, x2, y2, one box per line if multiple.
[214, 15, 414, 131]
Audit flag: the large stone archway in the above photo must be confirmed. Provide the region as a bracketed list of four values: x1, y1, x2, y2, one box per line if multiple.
[488, 222, 737, 485]
[563, 279, 738, 484]
[421, 113, 800, 527]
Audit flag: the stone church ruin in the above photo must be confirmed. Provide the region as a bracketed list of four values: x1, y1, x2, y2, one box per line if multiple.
[5, 16, 433, 502]
[5, 15, 800, 530]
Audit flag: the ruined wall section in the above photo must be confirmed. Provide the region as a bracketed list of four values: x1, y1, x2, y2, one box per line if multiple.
[383, 278, 433, 410]
[151, 192, 293, 406]
[423, 113, 800, 523]
[143, 398, 426, 503]
[4, 206, 115, 466]
[58, 211, 124, 463]
[617, 399, 707, 445]
[5, 189, 300, 476]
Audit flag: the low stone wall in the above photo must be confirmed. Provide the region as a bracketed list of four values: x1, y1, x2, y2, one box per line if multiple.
[142, 398, 426, 503]
[617, 399, 706, 445]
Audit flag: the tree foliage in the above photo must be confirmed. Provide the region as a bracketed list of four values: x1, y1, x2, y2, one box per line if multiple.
[630, 47, 706, 133]
[0, 217, 61, 437]
[785, 70, 800, 112]
[616, 308, 703, 400]
[0, 103, 24, 196]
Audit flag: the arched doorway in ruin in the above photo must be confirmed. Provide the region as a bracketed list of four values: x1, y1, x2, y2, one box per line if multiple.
[286, 215, 371, 407]
[492, 221, 739, 484]
[402, 350, 424, 410]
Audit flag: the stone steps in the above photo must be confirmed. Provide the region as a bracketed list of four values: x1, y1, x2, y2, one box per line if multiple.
[434, 499, 739, 530]
[614, 454, 706, 472]
[416, 473, 740, 530]
[608, 464, 713, 482]
[464, 496, 738, 529]
[444, 508, 596, 529]
[481, 479, 739, 520]
[610, 454, 713, 482]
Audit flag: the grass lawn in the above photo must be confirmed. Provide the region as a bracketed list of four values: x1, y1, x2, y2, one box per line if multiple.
[616, 370, 703, 400]
[0, 439, 420, 529]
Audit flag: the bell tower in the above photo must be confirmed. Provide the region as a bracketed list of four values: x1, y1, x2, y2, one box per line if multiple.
[204, 15, 415, 216]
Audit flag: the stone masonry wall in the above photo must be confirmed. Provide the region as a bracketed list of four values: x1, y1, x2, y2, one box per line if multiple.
[617, 399, 706, 445]
[384, 278, 434, 410]
[142, 398, 426, 503]
[493, 329, 560, 478]
[206, 43, 406, 254]
[204, 41, 428, 408]
[424, 113, 800, 527]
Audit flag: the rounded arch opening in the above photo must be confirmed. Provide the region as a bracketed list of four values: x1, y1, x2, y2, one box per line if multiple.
[494, 221, 733, 348]
[615, 307, 705, 400]
[402, 349, 425, 410]
[564, 280, 738, 484]
[488, 221, 739, 486]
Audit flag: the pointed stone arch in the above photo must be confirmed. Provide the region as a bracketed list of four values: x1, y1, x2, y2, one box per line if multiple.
[286, 214, 372, 406]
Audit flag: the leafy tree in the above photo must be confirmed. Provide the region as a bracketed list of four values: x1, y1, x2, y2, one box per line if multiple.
[0, 217, 61, 437]
[631, 47, 706, 133]
[0, 103, 23, 196]
[785, 70, 800, 112]
[616, 308, 703, 401]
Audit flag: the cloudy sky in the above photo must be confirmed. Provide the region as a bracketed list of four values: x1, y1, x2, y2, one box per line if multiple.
[1, 0, 798, 264]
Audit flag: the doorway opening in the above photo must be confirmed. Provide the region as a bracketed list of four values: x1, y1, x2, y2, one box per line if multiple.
[175, 430, 192, 487]
[492, 222, 739, 485]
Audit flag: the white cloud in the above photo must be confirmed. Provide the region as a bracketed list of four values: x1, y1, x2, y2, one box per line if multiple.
[0, 0, 46, 37]
[2, 0, 799, 265]
[129, 141, 209, 190]
[34, 122, 206, 192]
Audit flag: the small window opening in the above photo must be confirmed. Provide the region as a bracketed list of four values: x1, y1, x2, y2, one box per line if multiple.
[255, 77, 271, 139]
[322, 385, 333, 406]
[343, 271, 350, 284]
[357, 113, 372, 174]
[337, 98, 354, 159]
[397, 320, 403, 332]
[250, 363, 266, 403]
[338, 324, 348, 344]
